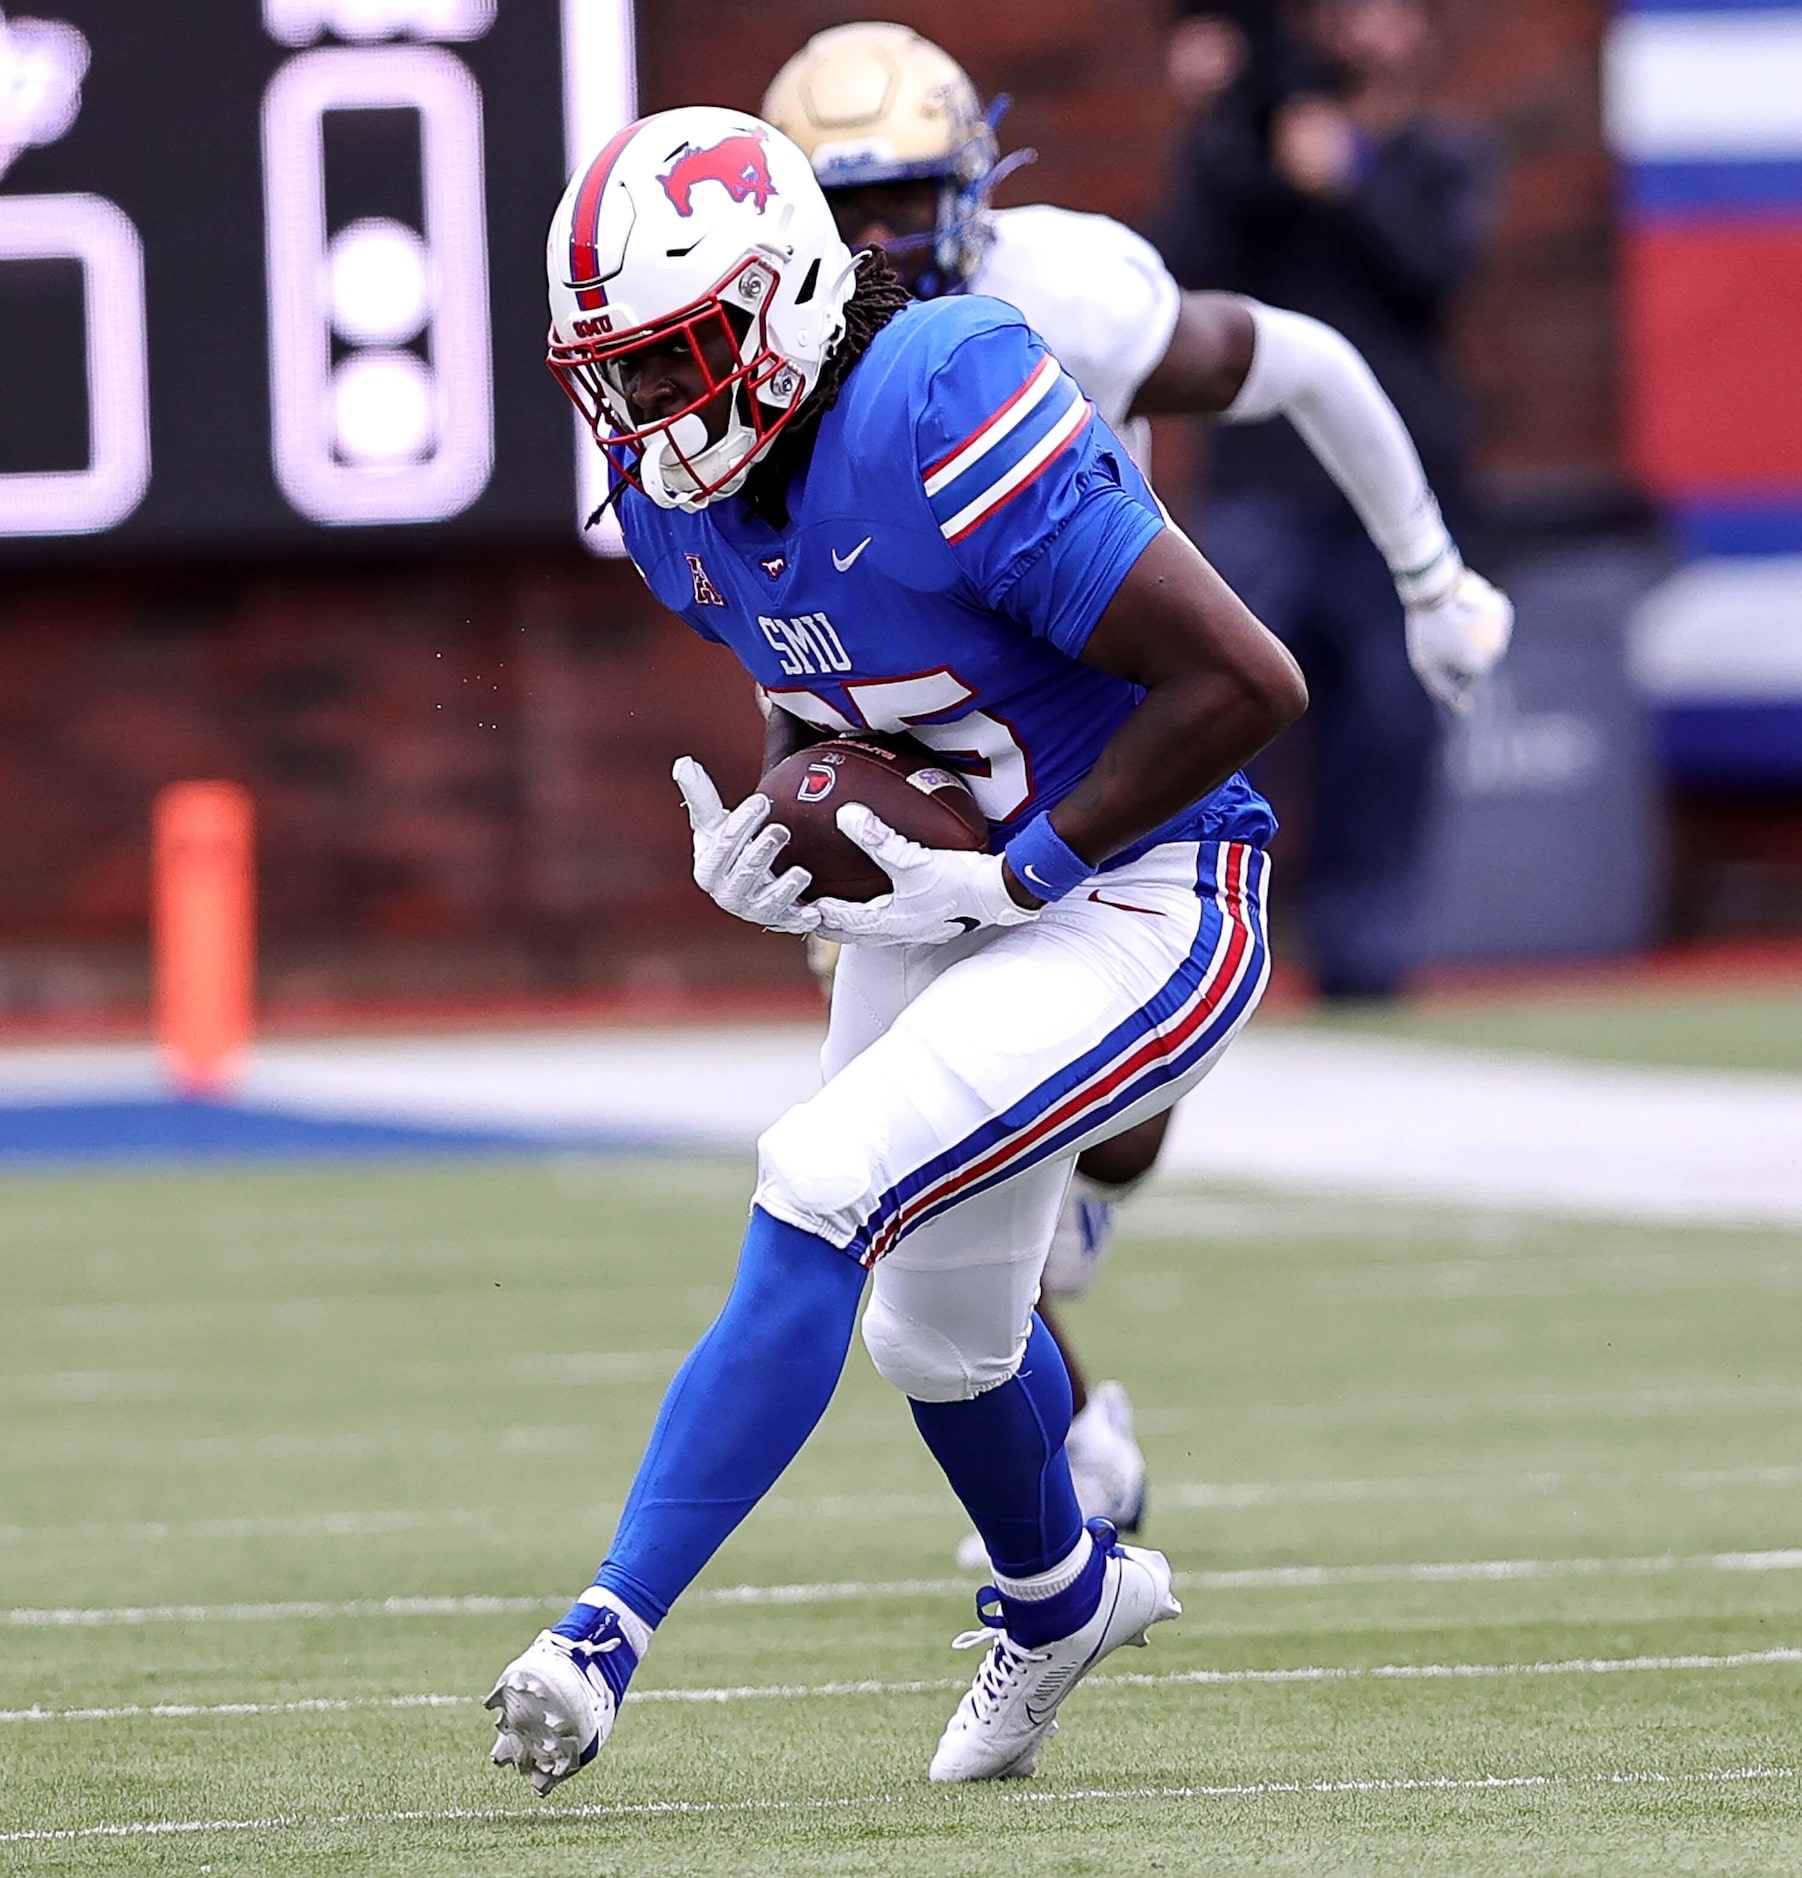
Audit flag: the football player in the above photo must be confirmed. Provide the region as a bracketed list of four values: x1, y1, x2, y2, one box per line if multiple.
[761, 22, 1513, 1552]
[486, 104, 1307, 1793]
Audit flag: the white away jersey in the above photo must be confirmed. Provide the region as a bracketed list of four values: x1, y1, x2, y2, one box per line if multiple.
[967, 205, 1183, 470]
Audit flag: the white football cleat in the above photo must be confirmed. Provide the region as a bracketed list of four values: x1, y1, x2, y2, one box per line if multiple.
[954, 1383, 1148, 1572]
[955, 1529, 991, 1572]
[485, 1626, 634, 1796]
[1040, 1178, 1120, 1300]
[1065, 1380, 1148, 1535]
[929, 1522, 1180, 1783]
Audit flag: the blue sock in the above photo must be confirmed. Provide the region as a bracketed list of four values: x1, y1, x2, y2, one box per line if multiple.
[546, 1601, 641, 1708]
[909, 1314, 1085, 1580]
[555, 1207, 865, 1637]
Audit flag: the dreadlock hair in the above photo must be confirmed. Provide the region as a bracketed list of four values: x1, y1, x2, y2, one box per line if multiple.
[740, 246, 912, 521]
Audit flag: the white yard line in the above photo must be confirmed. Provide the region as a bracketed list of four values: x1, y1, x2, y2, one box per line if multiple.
[1184, 1549, 1802, 1590]
[0, 1510, 503, 1546]
[1167, 1461, 1802, 1510]
[1012, 1765, 1801, 1802]
[0, 1694, 476, 1723]
[5, 1648, 1800, 1727]
[0, 1493, 943, 1547]
[10, 1549, 1802, 1629]
[1191, 1380, 1802, 1430]
[2, 1594, 556, 1628]
[0, 1427, 595, 1467]
[2, 1765, 1795, 1844]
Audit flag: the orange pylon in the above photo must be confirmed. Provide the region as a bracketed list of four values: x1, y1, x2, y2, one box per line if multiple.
[152, 782, 255, 1097]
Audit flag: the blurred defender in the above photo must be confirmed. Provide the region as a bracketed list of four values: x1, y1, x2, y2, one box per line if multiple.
[762, 20, 1512, 1551]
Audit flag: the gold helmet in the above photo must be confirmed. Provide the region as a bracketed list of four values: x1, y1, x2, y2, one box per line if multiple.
[761, 22, 1018, 297]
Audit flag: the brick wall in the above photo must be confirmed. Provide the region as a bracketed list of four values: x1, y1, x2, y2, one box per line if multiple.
[1432, 0, 1619, 489]
[0, 1, 1622, 1016]
[0, 556, 777, 1015]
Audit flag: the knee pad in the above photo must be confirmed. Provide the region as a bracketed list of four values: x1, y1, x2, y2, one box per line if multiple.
[860, 1291, 1022, 1403]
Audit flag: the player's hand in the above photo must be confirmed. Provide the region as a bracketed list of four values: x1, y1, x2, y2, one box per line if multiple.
[810, 804, 1039, 947]
[672, 756, 820, 934]
[1403, 567, 1515, 716]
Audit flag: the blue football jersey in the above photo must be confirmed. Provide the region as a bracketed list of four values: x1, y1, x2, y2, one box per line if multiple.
[619, 295, 1275, 862]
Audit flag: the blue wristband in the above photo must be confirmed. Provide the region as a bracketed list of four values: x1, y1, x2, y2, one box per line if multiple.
[1002, 814, 1092, 904]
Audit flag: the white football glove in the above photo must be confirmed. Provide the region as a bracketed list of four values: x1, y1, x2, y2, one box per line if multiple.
[1402, 566, 1515, 716]
[672, 755, 819, 934]
[811, 803, 1039, 947]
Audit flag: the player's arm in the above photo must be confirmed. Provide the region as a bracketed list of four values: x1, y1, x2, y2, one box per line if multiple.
[760, 697, 829, 771]
[1014, 527, 1305, 896]
[815, 319, 1284, 944]
[1124, 291, 1256, 416]
[819, 523, 1304, 931]
[1128, 291, 1512, 714]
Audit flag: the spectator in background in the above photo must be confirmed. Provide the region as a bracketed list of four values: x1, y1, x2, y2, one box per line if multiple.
[1164, 9, 1250, 118]
[1160, 0, 1496, 1000]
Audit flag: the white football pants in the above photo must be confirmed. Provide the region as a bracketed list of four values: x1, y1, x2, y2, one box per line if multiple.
[753, 839, 1270, 1401]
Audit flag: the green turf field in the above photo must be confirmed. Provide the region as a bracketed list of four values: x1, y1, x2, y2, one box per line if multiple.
[3, 1156, 1799, 1874]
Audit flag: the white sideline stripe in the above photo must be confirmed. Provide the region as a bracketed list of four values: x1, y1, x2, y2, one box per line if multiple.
[14, 1549, 1802, 1629]
[2, 1766, 1795, 1843]
[7, 1648, 1800, 1727]
[13, 1028, 1802, 1227]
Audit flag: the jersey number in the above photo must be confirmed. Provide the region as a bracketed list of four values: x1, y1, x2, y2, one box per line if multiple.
[769, 669, 1032, 823]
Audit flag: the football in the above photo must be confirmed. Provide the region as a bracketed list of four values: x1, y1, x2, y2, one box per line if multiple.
[758, 735, 988, 902]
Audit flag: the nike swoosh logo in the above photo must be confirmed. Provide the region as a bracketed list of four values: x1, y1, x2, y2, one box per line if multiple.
[1087, 889, 1166, 917]
[1023, 1580, 1123, 1725]
[831, 536, 872, 572]
[1022, 864, 1051, 890]
[1024, 1668, 1082, 1727]
[950, 916, 982, 934]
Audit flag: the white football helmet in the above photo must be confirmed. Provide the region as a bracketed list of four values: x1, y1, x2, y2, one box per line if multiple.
[546, 107, 856, 511]
[762, 23, 1025, 298]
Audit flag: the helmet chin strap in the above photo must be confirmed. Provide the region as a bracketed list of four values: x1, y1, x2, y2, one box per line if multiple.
[640, 409, 761, 511]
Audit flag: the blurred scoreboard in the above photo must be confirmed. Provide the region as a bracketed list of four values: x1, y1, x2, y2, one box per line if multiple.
[0, 0, 635, 561]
